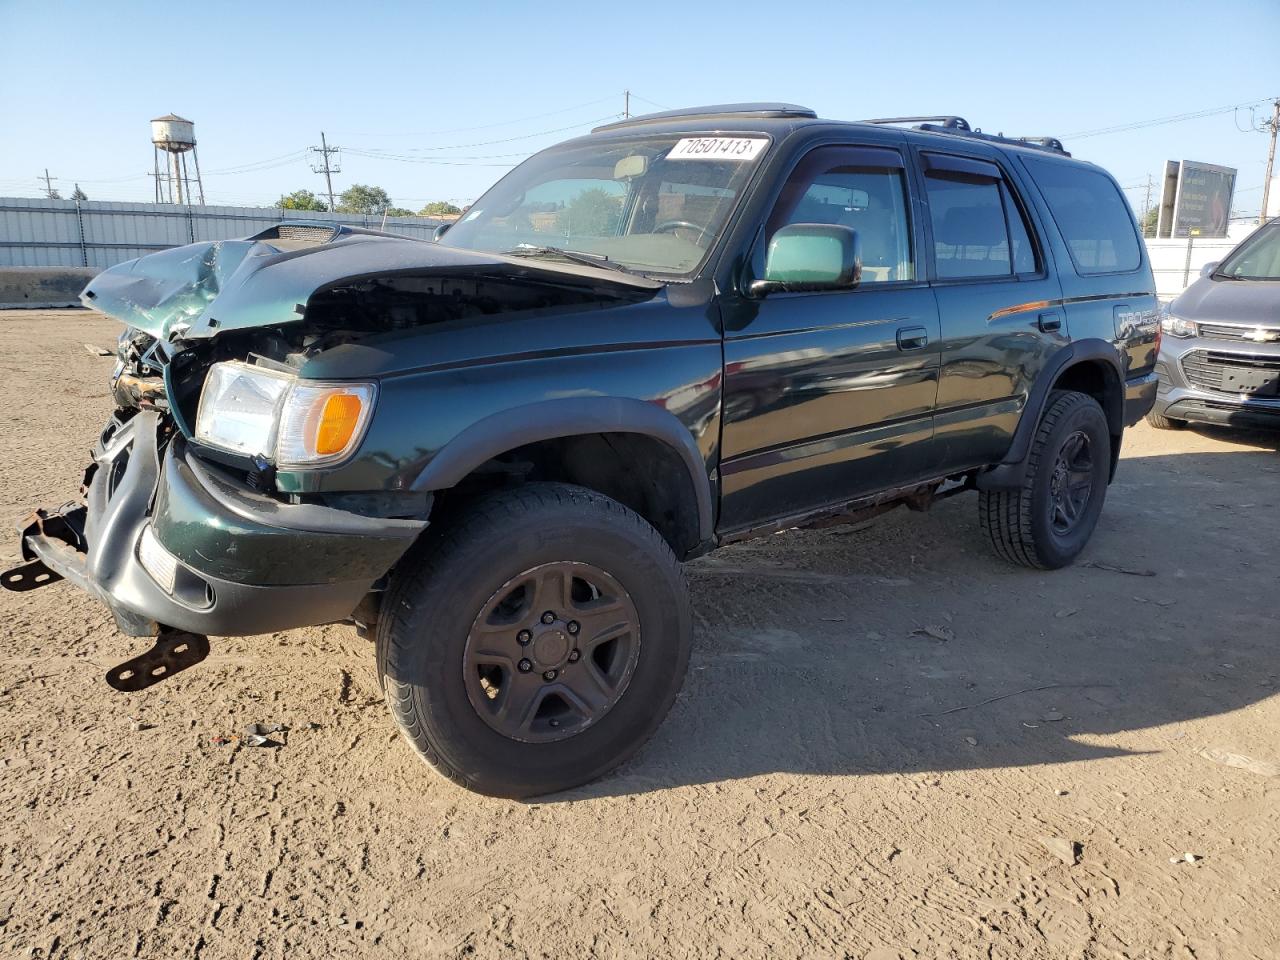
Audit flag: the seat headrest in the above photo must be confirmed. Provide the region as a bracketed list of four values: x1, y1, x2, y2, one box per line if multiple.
[938, 206, 1006, 247]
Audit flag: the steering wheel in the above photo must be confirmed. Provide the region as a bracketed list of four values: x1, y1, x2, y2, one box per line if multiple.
[653, 219, 708, 245]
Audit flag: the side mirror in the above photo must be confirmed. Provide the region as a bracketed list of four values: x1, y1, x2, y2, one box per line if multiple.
[748, 224, 861, 297]
[1200, 260, 1220, 279]
[433, 223, 452, 242]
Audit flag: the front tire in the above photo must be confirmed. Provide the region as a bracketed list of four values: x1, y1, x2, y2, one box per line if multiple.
[377, 482, 691, 798]
[979, 390, 1112, 570]
[1145, 408, 1185, 430]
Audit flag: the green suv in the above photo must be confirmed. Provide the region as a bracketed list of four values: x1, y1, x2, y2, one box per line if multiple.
[4, 105, 1158, 797]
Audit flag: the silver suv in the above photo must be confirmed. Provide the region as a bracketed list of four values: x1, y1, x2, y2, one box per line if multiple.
[1149, 219, 1280, 430]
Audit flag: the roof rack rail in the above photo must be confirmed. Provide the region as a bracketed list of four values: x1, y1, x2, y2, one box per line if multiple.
[864, 115, 972, 130]
[862, 115, 1069, 156]
[593, 103, 817, 133]
[1013, 136, 1069, 154]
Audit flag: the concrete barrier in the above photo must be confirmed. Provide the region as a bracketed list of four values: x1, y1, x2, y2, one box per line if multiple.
[0, 267, 97, 309]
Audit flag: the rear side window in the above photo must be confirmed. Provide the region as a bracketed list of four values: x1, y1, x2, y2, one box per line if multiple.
[922, 153, 1039, 280]
[1023, 157, 1141, 275]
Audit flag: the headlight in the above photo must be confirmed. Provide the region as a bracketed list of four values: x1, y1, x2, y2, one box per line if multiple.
[195, 360, 375, 466]
[1160, 314, 1197, 338]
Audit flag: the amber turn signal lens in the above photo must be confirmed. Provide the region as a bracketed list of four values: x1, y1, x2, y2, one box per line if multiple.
[276, 381, 375, 466]
[315, 393, 364, 456]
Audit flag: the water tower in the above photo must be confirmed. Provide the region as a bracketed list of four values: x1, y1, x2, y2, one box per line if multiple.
[151, 114, 205, 205]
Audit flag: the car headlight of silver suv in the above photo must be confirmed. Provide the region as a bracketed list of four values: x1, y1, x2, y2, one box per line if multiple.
[1160, 313, 1197, 338]
[194, 360, 375, 466]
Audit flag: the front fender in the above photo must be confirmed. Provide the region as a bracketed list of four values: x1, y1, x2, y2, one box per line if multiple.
[410, 396, 716, 544]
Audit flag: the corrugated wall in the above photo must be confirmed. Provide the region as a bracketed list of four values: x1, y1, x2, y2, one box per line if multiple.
[0, 198, 444, 268]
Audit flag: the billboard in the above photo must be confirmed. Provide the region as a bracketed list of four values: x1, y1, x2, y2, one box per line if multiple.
[1156, 160, 1237, 238]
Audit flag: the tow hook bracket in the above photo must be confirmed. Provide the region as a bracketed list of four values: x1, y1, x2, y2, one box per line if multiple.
[0, 558, 63, 592]
[106, 630, 210, 692]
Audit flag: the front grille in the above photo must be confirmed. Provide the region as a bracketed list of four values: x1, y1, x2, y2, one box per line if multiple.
[1182, 349, 1280, 393]
[1199, 322, 1280, 343]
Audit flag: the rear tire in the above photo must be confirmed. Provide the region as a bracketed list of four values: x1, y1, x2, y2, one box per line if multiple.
[377, 482, 691, 798]
[979, 390, 1111, 570]
[1145, 408, 1185, 430]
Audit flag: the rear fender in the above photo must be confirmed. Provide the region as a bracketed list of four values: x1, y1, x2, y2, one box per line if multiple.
[976, 339, 1124, 490]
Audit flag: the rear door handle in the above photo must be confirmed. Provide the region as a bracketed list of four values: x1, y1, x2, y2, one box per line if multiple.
[1038, 312, 1062, 333]
[896, 326, 929, 351]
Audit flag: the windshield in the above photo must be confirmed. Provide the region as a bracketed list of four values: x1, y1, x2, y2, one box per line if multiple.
[1216, 222, 1280, 280]
[438, 134, 770, 277]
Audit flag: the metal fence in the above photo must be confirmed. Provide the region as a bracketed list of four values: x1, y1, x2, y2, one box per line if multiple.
[0, 196, 1263, 303]
[0, 197, 445, 269]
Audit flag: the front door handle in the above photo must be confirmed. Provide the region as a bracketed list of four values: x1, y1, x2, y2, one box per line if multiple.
[1038, 312, 1062, 333]
[896, 326, 929, 351]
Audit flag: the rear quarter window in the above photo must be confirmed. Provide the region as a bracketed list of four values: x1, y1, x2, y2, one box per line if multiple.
[1023, 157, 1141, 275]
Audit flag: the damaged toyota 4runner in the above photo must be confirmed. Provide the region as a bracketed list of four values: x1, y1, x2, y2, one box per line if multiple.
[4, 105, 1158, 797]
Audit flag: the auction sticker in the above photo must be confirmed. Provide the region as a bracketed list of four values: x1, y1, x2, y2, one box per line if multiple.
[667, 137, 768, 161]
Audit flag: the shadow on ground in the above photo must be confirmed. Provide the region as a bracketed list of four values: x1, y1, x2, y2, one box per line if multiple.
[562, 445, 1280, 799]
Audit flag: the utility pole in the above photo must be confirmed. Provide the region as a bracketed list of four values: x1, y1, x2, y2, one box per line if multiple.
[310, 132, 341, 212]
[1141, 173, 1154, 237]
[39, 168, 59, 199]
[1260, 98, 1280, 225]
[624, 90, 630, 119]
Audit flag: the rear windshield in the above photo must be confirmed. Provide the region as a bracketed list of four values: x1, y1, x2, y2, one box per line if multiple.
[1023, 157, 1141, 275]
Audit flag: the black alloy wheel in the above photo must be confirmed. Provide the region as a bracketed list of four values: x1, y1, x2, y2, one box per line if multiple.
[463, 561, 641, 743]
[1047, 430, 1095, 535]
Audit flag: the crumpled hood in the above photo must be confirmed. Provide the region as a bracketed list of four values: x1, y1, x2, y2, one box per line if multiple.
[1172, 275, 1280, 327]
[81, 226, 660, 340]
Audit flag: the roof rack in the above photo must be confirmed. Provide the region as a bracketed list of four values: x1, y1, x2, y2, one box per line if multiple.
[862, 115, 1069, 156]
[593, 103, 817, 133]
[864, 115, 972, 131]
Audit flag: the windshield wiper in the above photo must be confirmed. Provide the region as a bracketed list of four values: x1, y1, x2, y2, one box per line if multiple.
[503, 244, 640, 276]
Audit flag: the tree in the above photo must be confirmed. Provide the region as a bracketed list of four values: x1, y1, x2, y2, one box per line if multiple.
[71, 185, 88, 202]
[278, 189, 327, 212]
[557, 188, 622, 236]
[336, 184, 393, 215]
[384, 207, 415, 218]
[419, 200, 462, 217]
[1142, 206, 1158, 238]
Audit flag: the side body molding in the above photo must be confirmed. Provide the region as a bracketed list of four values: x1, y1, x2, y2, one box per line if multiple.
[409, 397, 717, 543]
[976, 338, 1125, 490]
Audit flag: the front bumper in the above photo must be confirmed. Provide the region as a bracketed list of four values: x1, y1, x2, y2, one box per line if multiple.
[1152, 335, 1280, 429]
[11, 411, 426, 637]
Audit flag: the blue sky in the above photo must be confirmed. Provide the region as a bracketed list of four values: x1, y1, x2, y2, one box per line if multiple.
[1, 0, 1277, 215]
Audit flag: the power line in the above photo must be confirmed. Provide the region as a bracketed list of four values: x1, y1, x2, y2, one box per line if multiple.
[1064, 98, 1273, 139]
[329, 95, 620, 139]
[204, 149, 310, 175]
[628, 92, 671, 111]
[348, 113, 621, 155]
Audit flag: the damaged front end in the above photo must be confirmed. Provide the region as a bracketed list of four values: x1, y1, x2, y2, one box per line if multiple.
[7, 407, 425, 689]
[4, 223, 655, 690]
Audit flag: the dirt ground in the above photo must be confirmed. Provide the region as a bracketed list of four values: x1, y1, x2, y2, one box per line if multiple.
[1, 308, 1277, 960]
